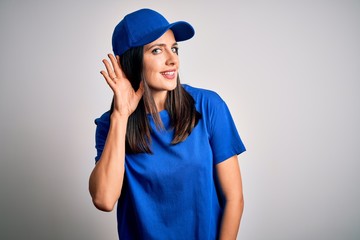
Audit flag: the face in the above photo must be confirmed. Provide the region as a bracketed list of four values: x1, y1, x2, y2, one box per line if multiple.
[143, 30, 179, 100]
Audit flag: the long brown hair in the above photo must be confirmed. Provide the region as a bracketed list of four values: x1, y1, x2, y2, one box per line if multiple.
[110, 46, 201, 154]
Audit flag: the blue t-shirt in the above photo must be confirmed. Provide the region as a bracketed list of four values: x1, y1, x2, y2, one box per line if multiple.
[94, 85, 246, 240]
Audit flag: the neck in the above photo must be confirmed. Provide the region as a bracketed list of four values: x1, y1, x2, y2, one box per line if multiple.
[151, 91, 167, 112]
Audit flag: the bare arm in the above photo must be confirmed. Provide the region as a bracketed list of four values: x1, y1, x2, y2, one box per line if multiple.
[216, 155, 244, 240]
[89, 54, 144, 212]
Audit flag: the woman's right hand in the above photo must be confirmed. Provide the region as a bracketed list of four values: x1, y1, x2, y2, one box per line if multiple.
[100, 54, 144, 117]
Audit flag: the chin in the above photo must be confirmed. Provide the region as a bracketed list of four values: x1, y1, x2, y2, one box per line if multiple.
[167, 82, 178, 91]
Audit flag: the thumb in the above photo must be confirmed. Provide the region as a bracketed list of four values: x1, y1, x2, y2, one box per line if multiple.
[135, 80, 145, 99]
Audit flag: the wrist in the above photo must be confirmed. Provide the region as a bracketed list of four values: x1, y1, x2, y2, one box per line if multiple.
[110, 111, 129, 123]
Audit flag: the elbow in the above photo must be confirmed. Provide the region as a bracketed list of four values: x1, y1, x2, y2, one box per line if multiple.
[239, 195, 244, 212]
[89, 185, 117, 212]
[239, 192, 244, 206]
[237, 191, 245, 209]
[225, 191, 244, 210]
[89, 174, 119, 212]
[92, 195, 116, 212]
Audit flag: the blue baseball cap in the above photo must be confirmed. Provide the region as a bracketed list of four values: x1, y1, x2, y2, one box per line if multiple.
[112, 8, 195, 56]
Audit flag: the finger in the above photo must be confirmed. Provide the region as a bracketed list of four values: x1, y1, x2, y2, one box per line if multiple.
[100, 70, 116, 91]
[102, 59, 116, 79]
[135, 80, 145, 100]
[108, 54, 122, 77]
[115, 55, 128, 79]
[116, 55, 121, 67]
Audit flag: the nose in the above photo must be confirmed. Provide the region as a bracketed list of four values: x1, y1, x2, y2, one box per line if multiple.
[165, 48, 178, 66]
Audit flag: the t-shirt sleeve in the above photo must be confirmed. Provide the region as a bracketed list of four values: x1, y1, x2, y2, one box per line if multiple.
[208, 98, 246, 165]
[94, 111, 110, 163]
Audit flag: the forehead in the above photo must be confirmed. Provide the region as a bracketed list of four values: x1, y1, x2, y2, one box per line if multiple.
[144, 30, 176, 48]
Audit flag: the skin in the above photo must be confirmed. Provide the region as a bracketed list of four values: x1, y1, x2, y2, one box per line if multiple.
[89, 29, 244, 239]
[216, 155, 244, 240]
[89, 53, 143, 211]
[142, 30, 180, 110]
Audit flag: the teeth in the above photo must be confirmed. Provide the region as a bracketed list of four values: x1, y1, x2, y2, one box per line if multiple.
[162, 71, 175, 75]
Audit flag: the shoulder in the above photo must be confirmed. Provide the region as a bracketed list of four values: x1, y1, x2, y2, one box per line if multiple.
[182, 84, 224, 106]
[95, 111, 111, 129]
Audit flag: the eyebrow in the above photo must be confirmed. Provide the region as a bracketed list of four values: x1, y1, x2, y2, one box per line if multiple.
[145, 42, 178, 51]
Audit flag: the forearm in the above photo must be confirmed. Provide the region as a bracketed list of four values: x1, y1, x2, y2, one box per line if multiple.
[218, 197, 244, 240]
[89, 113, 128, 211]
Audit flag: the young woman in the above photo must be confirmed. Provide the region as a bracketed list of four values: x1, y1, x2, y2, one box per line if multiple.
[89, 8, 246, 240]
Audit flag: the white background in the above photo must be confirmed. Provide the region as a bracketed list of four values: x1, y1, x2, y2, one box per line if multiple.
[1, 0, 359, 239]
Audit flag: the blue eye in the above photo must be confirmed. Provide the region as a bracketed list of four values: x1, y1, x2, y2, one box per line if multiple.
[152, 48, 162, 54]
[172, 47, 179, 54]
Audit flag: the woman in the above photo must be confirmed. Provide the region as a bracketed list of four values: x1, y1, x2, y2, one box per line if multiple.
[89, 8, 246, 240]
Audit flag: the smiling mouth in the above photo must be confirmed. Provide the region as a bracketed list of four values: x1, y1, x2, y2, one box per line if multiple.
[161, 71, 176, 76]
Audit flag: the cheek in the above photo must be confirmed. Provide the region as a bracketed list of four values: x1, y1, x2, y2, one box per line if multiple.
[143, 61, 161, 76]
[143, 67, 156, 79]
[143, 68, 159, 85]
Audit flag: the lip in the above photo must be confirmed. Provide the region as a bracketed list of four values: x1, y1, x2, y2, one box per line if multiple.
[160, 69, 177, 79]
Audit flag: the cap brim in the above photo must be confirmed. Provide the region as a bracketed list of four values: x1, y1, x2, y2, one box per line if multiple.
[133, 21, 194, 47]
[169, 21, 195, 42]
